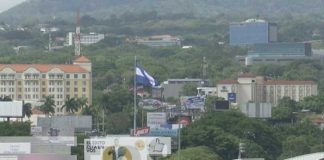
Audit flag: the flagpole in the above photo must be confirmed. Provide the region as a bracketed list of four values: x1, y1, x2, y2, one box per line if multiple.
[133, 55, 137, 135]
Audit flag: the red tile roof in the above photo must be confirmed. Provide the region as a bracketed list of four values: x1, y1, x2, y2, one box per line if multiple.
[264, 80, 315, 85]
[32, 108, 44, 115]
[0, 64, 88, 73]
[74, 56, 91, 63]
[218, 79, 238, 84]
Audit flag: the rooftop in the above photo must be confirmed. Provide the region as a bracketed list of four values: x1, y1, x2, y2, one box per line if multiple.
[74, 56, 91, 63]
[0, 64, 89, 73]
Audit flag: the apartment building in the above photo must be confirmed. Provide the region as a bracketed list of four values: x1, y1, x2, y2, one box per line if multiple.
[0, 56, 92, 115]
[217, 73, 317, 106]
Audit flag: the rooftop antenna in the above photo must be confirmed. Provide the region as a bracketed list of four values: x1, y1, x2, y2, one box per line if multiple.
[74, 8, 81, 56]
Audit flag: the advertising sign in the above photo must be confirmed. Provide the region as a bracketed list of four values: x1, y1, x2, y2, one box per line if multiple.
[0, 155, 77, 160]
[134, 127, 150, 136]
[139, 99, 162, 111]
[31, 127, 42, 136]
[147, 112, 167, 129]
[228, 93, 236, 103]
[0, 101, 23, 117]
[146, 129, 178, 137]
[180, 96, 205, 111]
[84, 137, 171, 160]
[0, 143, 31, 154]
[214, 100, 230, 111]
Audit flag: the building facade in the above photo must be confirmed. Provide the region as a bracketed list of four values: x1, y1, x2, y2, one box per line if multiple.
[230, 19, 277, 46]
[136, 35, 181, 47]
[236, 42, 313, 65]
[65, 32, 104, 46]
[217, 73, 317, 106]
[161, 79, 207, 99]
[0, 56, 92, 115]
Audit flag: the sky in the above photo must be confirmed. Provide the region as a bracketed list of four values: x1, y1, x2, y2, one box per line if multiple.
[0, 0, 26, 13]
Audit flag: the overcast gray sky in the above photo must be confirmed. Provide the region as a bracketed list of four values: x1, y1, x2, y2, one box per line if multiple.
[0, 0, 26, 13]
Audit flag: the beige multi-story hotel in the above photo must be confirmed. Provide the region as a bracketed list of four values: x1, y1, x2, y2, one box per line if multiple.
[0, 56, 92, 115]
[217, 73, 317, 106]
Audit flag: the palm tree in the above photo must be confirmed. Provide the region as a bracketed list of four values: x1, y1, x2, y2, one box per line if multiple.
[62, 98, 80, 114]
[40, 96, 55, 116]
[77, 97, 88, 109]
[23, 103, 32, 119]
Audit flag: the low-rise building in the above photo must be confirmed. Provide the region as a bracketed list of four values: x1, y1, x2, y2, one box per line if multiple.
[161, 78, 207, 99]
[65, 32, 105, 46]
[217, 73, 317, 106]
[135, 35, 181, 47]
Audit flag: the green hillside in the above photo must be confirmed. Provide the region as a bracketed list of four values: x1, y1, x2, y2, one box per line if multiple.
[1, 0, 324, 24]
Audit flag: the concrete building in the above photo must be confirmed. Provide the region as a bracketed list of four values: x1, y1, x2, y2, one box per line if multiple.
[161, 79, 207, 99]
[236, 42, 313, 65]
[217, 73, 317, 106]
[230, 19, 277, 46]
[65, 32, 104, 46]
[135, 35, 181, 47]
[0, 56, 92, 115]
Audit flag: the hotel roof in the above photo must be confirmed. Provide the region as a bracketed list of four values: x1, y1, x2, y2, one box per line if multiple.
[0, 64, 88, 73]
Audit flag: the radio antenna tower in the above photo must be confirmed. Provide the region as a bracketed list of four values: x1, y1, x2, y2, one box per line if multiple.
[74, 8, 81, 56]
[202, 56, 208, 80]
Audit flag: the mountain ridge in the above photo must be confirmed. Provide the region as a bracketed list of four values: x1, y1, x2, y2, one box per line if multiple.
[1, 0, 324, 24]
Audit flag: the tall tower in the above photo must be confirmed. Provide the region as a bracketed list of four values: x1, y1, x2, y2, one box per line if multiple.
[202, 56, 208, 80]
[74, 8, 81, 56]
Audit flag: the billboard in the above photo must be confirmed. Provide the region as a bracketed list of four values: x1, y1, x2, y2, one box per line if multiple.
[84, 137, 171, 160]
[0, 143, 30, 154]
[180, 96, 204, 111]
[0, 101, 23, 117]
[138, 99, 162, 111]
[214, 101, 229, 111]
[228, 93, 236, 103]
[0, 155, 77, 160]
[147, 112, 167, 129]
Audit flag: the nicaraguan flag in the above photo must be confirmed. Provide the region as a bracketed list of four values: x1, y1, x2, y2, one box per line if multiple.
[136, 66, 158, 86]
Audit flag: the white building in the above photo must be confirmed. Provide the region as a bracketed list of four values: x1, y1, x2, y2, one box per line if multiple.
[217, 73, 318, 106]
[65, 32, 105, 46]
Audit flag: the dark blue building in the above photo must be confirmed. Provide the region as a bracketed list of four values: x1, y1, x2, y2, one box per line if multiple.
[230, 19, 277, 46]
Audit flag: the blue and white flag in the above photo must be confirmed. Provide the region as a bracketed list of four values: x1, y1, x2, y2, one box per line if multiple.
[136, 66, 158, 86]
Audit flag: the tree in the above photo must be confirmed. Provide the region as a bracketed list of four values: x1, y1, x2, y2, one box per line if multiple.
[277, 97, 298, 112]
[272, 107, 294, 123]
[279, 136, 311, 159]
[298, 95, 324, 113]
[23, 103, 32, 119]
[40, 96, 55, 116]
[166, 146, 222, 160]
[62, 98, 80, 114]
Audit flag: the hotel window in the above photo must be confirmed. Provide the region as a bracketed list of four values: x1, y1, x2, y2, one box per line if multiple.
[82, 88, 86, 92]
[74, 88, 78, 92]
[42, 74, 46, 78]
[66, 74, 70, 79]
[82, 74, 86, 78]
[42, 88, 46, 92]
[18, 88, 22, 92]
[74, 74, 78, 79]
[66, 81, 70, 86]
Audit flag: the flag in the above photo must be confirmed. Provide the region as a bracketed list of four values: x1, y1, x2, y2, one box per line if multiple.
[136, 66, 158, 86]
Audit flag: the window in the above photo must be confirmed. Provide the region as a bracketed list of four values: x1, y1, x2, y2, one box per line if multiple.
[74, 81, 78, 85]
[42, 81, 45, 85]
[82, 88, 86, 92]
[18, 81, 21, 85]
[18, 95, 21, 99]
[66, 81, 70, 86]
[82, 74, 86, 78]
[74, 74, 78, 79]
[66, 74, 70, 79]
[74, 88, 78, 92]
[42, 74, 46, 78]
[42, 88, 46, 92]
[66, 88, 70, 92]
[82, 81, 86, 86]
